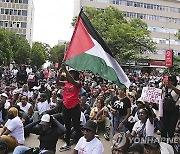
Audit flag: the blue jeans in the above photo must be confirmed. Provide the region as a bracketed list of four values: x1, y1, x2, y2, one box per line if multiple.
[13, 146, 30, 154]
[111, 115, 126, 135]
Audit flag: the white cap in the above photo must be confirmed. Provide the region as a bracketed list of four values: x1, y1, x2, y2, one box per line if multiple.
[39, 114, 50, 125]
[1, 93, 8, 98]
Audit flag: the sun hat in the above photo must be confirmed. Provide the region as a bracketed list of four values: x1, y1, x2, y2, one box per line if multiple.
[39, 114, 51, 125]
[82, 120, 97, 133]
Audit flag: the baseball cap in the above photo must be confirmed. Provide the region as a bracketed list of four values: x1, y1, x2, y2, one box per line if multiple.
[39, 114, 51, 125]
[82, 120, 97, 133]
[1, 93, 8, 98]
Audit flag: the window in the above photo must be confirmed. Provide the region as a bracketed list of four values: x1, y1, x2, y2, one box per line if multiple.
[127, 1, 133, 6]
[9, 9, 13, 15]
[5, 9, 9, 14]
[5, 22, 8, 27]
[21, 22, 27, 28]
[17, 22, 20, 28]
[18, 10, 21, 15]
[22, 10, 27, 16]
[14, 10, 17, 15]
[1, 8, 4, 14]
[0, 21, 3, 26]
[23, 0, 28, 4]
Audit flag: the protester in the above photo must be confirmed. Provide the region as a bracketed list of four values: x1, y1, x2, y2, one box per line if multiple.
[13, 114, 66, 154]
[109, 87, 131, 134]
[0, 100, 8, 127]
[161, 74, 180, 139]
[131, 107, 155, 137]
[57, 64, 83, 152]
[73, 120, 104, 154]
[0, 107, 24, 150]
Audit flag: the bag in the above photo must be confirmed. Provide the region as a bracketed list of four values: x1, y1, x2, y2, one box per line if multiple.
[24, 147, 40, 154]
[27, 74, 35, 83]
[163, 89, 178, 112]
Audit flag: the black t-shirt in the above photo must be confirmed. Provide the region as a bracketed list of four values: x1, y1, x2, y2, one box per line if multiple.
[111, 96, 131, 116]
[39, 127, 60, 152]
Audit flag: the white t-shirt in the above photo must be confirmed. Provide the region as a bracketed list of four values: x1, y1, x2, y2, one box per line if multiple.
[37, 101, 50, 115]
[74, 136, 104, 154]
[5, 116, 24, 144]
[160, 142, 174, 154]
[80, 112, 86, 126]
[17, 102, 32, 114]
[132, 119, 154, 137]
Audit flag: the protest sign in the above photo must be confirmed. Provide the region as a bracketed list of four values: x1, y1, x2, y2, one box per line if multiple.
[141, 87, 162, 104]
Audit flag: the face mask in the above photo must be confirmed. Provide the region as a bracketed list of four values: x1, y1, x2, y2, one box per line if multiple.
[8, 113, 14, 119]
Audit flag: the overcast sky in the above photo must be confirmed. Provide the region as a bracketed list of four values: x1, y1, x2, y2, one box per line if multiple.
[33, 0, 74, 47]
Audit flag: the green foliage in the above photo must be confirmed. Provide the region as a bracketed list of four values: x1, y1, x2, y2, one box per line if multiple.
[0, 28, 12, 65]
[49, 44, 67, 64]
[8, 32, 31, 65]
[30, 42, 47, 69]
[172, 55, 180, 74]
[72, 7, 156, 62]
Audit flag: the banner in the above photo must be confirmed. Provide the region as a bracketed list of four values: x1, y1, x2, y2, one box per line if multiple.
[165, 50, 173, 67]
[141, 87, 162, 104]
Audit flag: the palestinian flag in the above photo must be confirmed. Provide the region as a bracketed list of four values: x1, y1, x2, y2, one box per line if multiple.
[63, 10, 131, 89]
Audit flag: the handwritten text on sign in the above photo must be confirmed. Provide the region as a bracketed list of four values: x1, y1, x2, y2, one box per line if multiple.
[141, 87, 162, 104]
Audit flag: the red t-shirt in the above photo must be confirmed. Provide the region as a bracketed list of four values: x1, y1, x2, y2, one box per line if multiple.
[63, 82, 81, 109]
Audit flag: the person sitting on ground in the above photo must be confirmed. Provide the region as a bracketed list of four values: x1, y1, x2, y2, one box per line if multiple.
[0, 100, 8, 127]
[33, 93, 50, 121]
[73, 120, 104, 154]
[80, 95, 91, 121]
[13, 114, 66, 154]
[17, 95, 33, 118]
[131, 106, 156, 138]
[90, 98, 111, 141]
[0, 107, 24, 150]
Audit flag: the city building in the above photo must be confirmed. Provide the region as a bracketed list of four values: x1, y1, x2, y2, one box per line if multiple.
[74, 0, 180, 68]
[0, 0, 34, 46]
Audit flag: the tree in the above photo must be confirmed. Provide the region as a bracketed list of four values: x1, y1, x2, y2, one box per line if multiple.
[8, 32, 31, 65]
[172, 55, 180, 74]
[72, 7, 156, 62]
[30, 42, 47, 69]
[0, 28, 13, 65]
[49, 44, 67, 65]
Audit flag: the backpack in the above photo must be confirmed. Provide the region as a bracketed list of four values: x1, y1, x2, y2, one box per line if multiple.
[163, 89, 179, 112]
[27, 74, 35, 83]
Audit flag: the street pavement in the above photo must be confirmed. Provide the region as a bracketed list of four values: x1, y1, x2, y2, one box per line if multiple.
[23, 132, 112, 154]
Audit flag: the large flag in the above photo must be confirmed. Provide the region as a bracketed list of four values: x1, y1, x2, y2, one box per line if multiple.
[63, 10, 131, 89]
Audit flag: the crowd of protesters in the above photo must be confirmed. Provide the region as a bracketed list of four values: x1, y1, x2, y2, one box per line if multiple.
[0, 64, 179, 154]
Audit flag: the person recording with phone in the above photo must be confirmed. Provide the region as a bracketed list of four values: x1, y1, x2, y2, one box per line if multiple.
[161, 75, 180, 139]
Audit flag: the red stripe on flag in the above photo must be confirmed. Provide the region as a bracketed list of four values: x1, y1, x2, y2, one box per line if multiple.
[63, 17, 94, 60]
